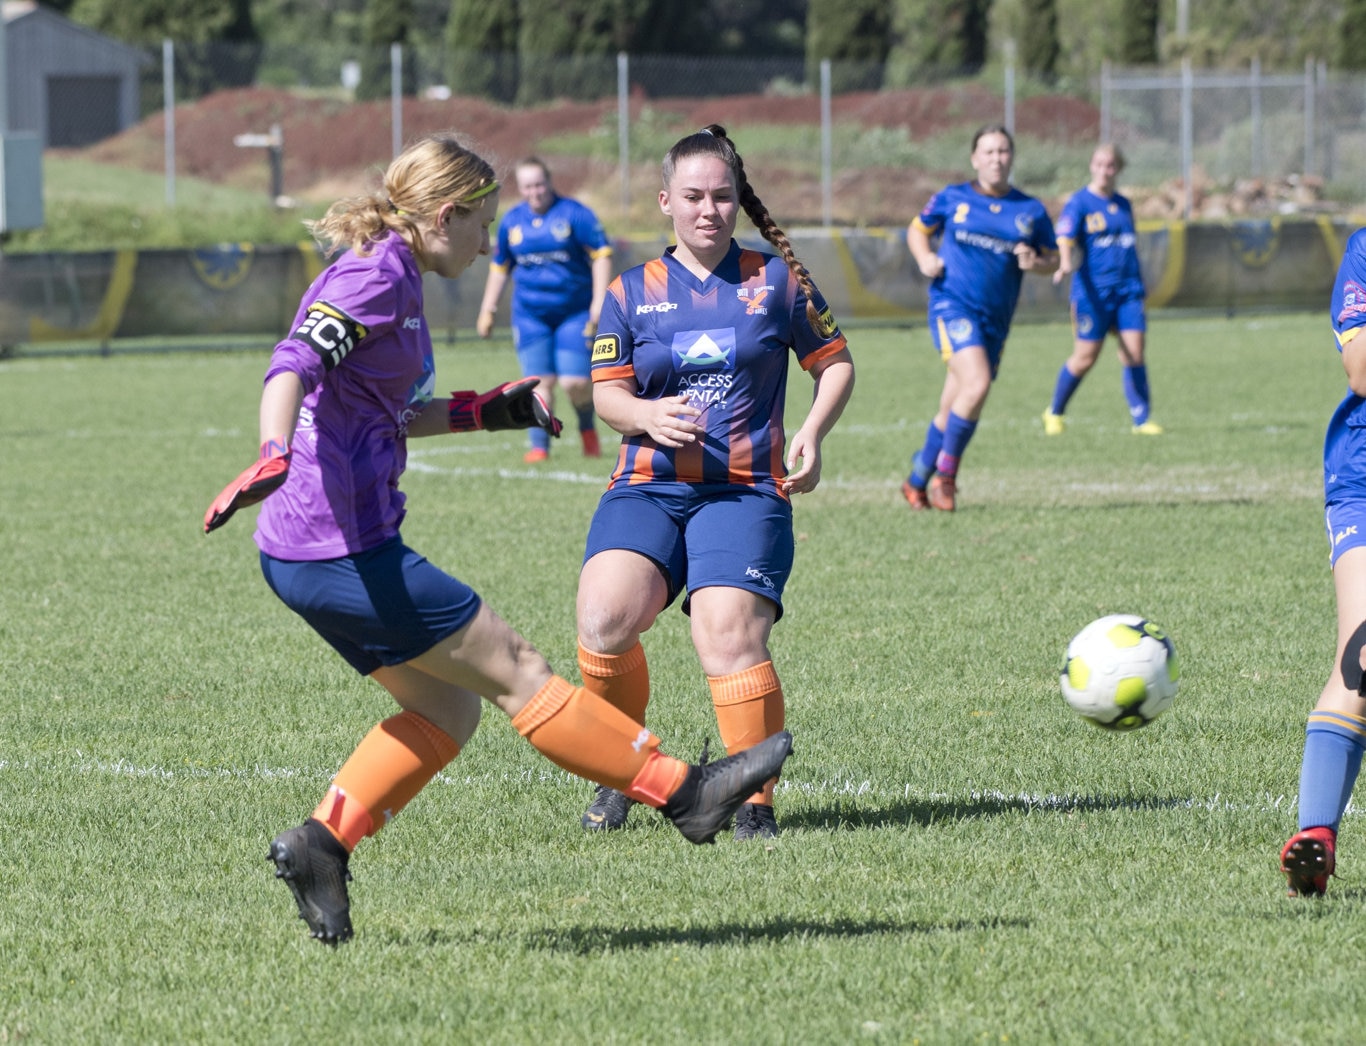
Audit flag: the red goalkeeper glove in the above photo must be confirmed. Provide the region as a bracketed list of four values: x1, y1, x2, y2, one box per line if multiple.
[448, 378, 563, 437]
[203, 439, 292, 534]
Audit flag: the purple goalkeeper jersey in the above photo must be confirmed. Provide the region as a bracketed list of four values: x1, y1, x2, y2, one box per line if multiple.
[255, 232, 435, 560]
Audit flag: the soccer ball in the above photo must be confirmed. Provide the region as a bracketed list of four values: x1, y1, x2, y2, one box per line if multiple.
[1060, 614, 1179, 730]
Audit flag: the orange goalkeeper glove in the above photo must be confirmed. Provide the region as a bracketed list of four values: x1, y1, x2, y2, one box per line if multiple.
[203, 439, 291, 534]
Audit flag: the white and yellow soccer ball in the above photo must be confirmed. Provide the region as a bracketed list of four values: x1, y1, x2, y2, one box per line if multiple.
[1060, 614, 1179, 730]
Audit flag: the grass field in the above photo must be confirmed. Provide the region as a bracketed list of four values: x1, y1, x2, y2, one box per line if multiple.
[2, 312, 1363, 1043]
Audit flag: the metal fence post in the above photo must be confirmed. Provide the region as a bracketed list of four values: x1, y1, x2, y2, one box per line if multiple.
[1251, 56, 1262, 178]
[617, 52, 629, 222]
[1100, 60, 1110, 144]
[1305, 56, 1315, 176]
[391, 43, 402, 158]
[1181, 58, 1193, 219]
[821, 59, 832, 229]
[163, 39, 175, 206]
[1003, 39, 1015, 136]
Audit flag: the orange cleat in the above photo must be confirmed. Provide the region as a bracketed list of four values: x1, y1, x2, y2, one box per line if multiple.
[927, 473, 957, 512]
[1281, 826, 1336, 897]
[901, 480, 930, 511]
[524, 448, 549, 464]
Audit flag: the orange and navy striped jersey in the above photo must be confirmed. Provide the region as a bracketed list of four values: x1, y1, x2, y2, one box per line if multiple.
[591, 241, 847, 497]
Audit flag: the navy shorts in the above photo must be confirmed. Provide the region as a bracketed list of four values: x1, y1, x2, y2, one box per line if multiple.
[928, 306, 1007, 376]
[513, 307, 593, 378]
[1073, 293, 1146, 341]
[260, 537, 482, 675]
[583, 482, 794, 620]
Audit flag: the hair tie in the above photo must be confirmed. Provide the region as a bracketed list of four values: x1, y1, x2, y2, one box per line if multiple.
[698, 127, 714, 136]
[386, 198, 398, 213]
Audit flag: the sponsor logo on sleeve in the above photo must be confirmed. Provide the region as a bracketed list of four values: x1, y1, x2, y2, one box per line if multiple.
[592, 333, 621, 363]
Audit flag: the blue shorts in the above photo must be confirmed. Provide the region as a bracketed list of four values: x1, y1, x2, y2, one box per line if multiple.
[260, 537, 482, 675]
[512, 307, 593, 379]
[583, 482, 794, 620]
[1326, 498, 1366, 567]
[1073, 293, 1146, 341]
[928, 306, 1007, 376]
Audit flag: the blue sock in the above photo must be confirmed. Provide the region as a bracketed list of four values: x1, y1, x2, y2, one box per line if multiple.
[575, 403, 595, 434]
[935, 412, 977, 477]
[529, 426, 550, 452]
[909, 420, 944, 488]
[1298, 711, 1366, 832]
[1050, 365, 1082, 415]
[1123, 365, 1151, 425]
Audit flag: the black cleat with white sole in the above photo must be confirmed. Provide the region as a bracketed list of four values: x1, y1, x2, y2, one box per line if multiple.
[661, 731, 793, 845]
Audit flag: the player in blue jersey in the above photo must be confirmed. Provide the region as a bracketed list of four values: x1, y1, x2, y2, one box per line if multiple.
[202, 133, 793, 943]
[1042, 144, 1163, 437]
[476, 157, 613, 462]
[1280, 228, 1366, 898]
[570, 124, 855, 840]
[901, 125, 1057, 512]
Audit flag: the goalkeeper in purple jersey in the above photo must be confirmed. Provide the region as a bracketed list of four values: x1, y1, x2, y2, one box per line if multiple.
[1280, 227, 1366, 898]
[902, 125, 1057, 512]
[202, 133, 793, 944]
[476, 158, 613, 462]
[572, 125, 854, 841]
[1042, 144, 1163, 437]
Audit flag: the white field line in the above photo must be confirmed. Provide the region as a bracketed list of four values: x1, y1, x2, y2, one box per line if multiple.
[0, 754, 1328, 819]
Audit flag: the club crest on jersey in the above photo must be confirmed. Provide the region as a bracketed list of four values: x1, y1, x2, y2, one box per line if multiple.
[738, 285, 773, 316]
[673, 329, 735, 369]
[592, 333, 621, 363]
[295, 301, 368, 371]
[551, 219, 572, 241]
[1015, 214, 1034, 237]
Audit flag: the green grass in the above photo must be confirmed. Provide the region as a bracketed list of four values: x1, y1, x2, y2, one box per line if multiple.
[2, 157, 325, 253]
[1, 312, 1361, 1043]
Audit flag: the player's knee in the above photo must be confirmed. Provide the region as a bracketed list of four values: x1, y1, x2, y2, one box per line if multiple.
[1339, 619, 1366, 695]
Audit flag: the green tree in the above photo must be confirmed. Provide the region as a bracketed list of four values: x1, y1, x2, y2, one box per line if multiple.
[446, 0, 520, 101]
[1019, 0, 1058, 80]
[806, 0, 892, 90]
[69, 0, 260, 96]
[1117, 0, 1158, 65]
[357, 0, 415, 100]
[1340, 0, 1366, 70]
[886, 0, 992, 85]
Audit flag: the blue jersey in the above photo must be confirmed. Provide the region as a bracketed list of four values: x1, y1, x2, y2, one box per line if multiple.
[1325, 228, 1366, 502]
[590, 241, 848, 497]
[490, 195, 611, 318]
[913, 181, 1055, 337]
[1056, 186, 1145, 304]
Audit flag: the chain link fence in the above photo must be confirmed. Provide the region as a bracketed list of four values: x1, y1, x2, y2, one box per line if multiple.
[40, 41, 1366, 226]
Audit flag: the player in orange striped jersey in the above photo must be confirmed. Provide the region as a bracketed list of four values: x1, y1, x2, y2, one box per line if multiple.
[574, 125, 855, 840]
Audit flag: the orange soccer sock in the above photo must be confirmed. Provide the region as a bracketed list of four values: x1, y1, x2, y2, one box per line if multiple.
[578, 640, 651, 723]
[709, 660, 785, 805]
[312, 710, 461, 852]
[511, 675, 689, 806]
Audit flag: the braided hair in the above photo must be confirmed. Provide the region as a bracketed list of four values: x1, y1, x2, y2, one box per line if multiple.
[662, 124, 831, 336]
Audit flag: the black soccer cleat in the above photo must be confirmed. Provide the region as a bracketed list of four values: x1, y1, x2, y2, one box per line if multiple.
[661, 731, 793, 845]
[268, 819, 354, 944]
[733, 801, 780, 841]
[581, 784, 636, 831]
